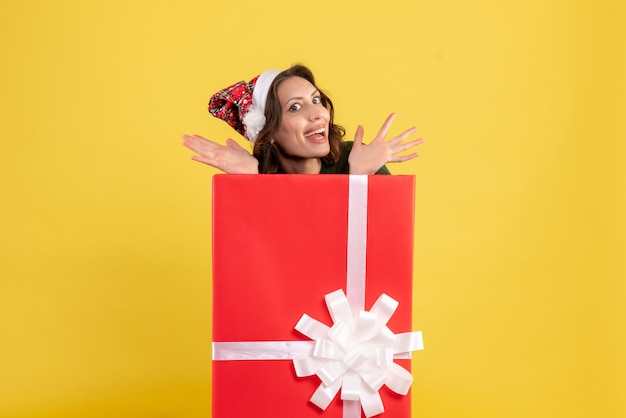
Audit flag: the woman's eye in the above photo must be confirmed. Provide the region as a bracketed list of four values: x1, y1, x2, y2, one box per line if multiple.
[312, 96, 321, 104]
[288, 103, 301, 112]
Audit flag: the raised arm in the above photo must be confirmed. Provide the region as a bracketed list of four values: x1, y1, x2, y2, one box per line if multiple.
[347, 113, 424, 175]
[182, 134, 259, 174]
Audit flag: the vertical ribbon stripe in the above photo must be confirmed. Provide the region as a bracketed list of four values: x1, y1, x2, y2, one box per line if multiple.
[346, 175, 368, 315]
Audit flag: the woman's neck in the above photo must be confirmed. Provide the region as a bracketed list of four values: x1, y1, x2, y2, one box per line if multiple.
[278, 156, 322, 174]
[273, 145, 322, 174]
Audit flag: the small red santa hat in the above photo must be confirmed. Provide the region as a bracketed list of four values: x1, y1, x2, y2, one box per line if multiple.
[208, 69, 281, 143]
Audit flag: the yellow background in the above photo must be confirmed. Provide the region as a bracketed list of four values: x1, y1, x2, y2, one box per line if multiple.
[1, 0, 624, 417]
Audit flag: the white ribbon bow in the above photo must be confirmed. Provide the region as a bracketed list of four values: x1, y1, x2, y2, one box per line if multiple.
[293, 289, 423, 418]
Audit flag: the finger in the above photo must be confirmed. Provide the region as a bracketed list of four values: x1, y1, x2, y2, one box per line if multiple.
[226, 138, 247, 151]
[373, 113, 396, 142]
[191, 155, 219, 166]
[393, 138, 424, 153]
[182, 134, 204, 146]
[181, 134, 198, 147]
[353, 125, 365, 147]
[182, 139, 217, 155]
[391, 152, 420, 162]
[182, 138, 206, 152]
[388, 127, 419, 145]
[183, 134, 221, 147]
[182, 134, 207, 142]
[182, 134, 221, 151]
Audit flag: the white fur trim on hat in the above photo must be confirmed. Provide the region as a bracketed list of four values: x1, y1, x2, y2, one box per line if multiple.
[243, 69, 281, 143]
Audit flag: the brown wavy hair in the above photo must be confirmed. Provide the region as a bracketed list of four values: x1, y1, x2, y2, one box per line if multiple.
[252, 65, 345, 173]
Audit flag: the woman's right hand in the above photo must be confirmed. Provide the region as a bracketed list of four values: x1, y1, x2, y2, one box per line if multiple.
[182, 134, 259, 174]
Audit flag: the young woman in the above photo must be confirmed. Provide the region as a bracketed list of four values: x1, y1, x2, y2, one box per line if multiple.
[182, 65, 423, 174]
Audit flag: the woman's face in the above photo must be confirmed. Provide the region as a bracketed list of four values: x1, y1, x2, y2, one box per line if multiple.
[272, 76, 331, 159]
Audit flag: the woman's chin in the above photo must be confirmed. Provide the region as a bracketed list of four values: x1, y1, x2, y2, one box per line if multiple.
[309, 142, 330, 157]
[305, 134, 328, 145]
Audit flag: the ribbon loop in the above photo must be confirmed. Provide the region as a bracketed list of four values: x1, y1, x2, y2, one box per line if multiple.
[371, 326, 396, 346]
[325, 289, 354, 327]
[294, 356, 324, 377]
[352, 311, 379, 342]
[384, 363, 414, 396]
[318, 360, 348, 386]
[341, 371, 361, 401]
[393, 331, 424, 353]
[295, 313, 330, 340]
[342, 347, 368, 370]
[328, 321, 352, 348]
[314, 339, 342, 360]
[360, 385, 385, 418]
[357, 363, 387, 391]
[375, 347, 394, 367]
[369, 293, 399, 325]
[310, 379, 341, 410]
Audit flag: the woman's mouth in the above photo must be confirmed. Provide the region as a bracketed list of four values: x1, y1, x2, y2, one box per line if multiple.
[303, 127, 327, 143]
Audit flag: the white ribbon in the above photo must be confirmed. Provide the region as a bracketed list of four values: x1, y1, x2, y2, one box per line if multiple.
[346, 175, 368, 314]
[293, 289, 423, 418]
[212, 175, 423, 417]
[212, 341, 314, 360]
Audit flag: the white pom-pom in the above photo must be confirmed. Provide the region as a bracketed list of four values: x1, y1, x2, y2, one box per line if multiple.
[243, 107, 266, 143]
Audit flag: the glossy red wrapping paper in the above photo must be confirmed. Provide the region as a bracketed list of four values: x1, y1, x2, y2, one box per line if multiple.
[212, 175, 415, 417]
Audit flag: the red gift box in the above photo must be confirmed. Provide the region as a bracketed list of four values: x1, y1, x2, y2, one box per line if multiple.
[212, 175, 421, 417]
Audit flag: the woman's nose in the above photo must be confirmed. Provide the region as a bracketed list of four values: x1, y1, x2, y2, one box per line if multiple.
[308, 105, 323, 121]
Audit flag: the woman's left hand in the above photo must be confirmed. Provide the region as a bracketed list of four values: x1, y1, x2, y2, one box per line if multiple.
[348, 113, 424, 174]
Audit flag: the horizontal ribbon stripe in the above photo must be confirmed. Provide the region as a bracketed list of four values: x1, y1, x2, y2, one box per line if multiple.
[212, 341, 314, 360]
[213, 340, 415, 362]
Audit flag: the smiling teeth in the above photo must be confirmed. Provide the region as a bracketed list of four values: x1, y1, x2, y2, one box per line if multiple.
[304, 128, 325, 137]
